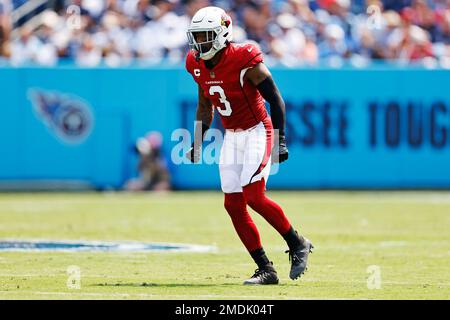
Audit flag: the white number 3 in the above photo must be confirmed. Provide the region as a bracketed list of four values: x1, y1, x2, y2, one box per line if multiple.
[209, 85, 232, 116]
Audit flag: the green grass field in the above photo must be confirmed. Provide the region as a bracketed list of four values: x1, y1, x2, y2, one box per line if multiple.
[0, 191, 449, 300]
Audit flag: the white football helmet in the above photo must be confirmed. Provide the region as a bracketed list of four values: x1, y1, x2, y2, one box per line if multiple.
[187, 6, 233, 60]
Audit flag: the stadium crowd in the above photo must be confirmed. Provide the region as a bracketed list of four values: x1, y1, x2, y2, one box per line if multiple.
[0, 0, 449, 67]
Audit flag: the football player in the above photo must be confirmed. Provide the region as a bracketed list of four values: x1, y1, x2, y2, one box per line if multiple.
[185, 6, 313, 285]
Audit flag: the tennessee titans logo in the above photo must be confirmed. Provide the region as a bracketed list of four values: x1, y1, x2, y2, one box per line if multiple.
[28, 89, 94, 144]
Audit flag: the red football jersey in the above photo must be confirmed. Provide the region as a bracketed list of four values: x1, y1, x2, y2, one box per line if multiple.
[185, 42, 269, 130]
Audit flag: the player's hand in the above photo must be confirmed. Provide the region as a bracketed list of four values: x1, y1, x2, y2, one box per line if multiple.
[274, 135, 289, 163]
[185, 145, 201, 163]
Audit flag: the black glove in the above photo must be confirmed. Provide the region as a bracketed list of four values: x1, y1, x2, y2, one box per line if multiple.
[185, 143, 201, 163]
[186, 123, 209, 163]
[274, 134, 289, 163]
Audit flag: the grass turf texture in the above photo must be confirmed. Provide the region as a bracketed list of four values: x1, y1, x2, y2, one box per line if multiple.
[0, 191, 449, 300]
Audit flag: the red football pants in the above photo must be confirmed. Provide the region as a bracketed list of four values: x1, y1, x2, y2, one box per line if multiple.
[223, 179, 291, 252]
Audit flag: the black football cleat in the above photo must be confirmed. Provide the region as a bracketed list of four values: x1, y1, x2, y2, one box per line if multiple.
[285, 237, 314, 280]
[243, 262, 279, 285]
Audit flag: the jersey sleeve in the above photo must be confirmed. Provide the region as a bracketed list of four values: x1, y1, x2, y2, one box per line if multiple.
[241, 43, 264, 69]
[184, 52, 192, 74]
[185, 51, 195, 77]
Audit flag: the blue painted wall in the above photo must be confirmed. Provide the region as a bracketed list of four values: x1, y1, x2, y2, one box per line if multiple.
[0, 65, 449, 189]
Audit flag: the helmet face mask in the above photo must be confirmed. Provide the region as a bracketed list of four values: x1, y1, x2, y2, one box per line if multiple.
[187, 7, 233, 60]
[187, 29, 218, 60]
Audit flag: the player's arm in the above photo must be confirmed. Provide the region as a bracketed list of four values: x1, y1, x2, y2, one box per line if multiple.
[186, 85, 214, 163]
[245, 63, 289, 163]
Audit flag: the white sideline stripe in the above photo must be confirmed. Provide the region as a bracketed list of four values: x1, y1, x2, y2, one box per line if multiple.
[0, 290, 356, 300]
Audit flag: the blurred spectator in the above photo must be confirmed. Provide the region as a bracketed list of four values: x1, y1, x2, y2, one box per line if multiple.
[76, 34, 103, 66]
[125, 131, 171, 192]
[382, 0, 412, 11]
[0, 0, 449, 67]
[403, 24, 435, 61]
[10, 24, 58, 66]
[318, 23, 348, 58]
[0, 0, 12, 57]
[268, 13, 309, 65]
